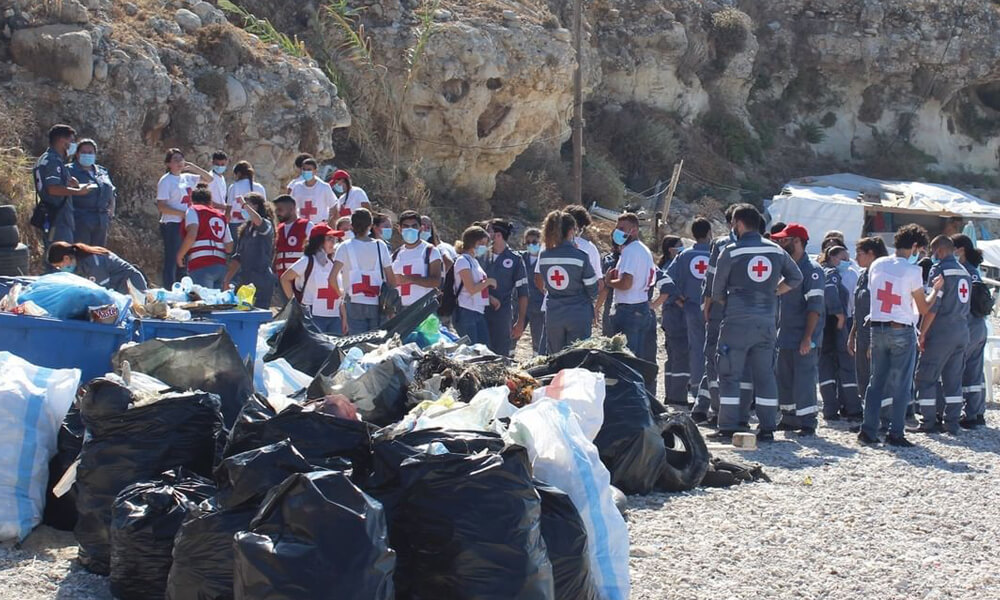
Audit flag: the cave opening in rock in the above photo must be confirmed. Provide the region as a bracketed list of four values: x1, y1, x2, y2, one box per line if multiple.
[974, 82, 1000, 113]
[442, 78, 469, 103]
[477, 101, 511, 139]
[486, 78, 502, 90]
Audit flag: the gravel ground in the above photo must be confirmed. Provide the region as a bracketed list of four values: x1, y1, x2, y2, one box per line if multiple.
[2, 326, 999, 599]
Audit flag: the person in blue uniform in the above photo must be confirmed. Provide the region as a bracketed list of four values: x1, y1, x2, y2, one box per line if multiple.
[47, 241, 147, 294]
[651, 235, 685, 405]
[520, 227, 546, 355]
[223, 193, 276, 309]
[817, 245, 863, 420]
[33, 124, 98, 248]
[664, 218, 713, 406]
[952, 234, 989, 429]
[67, 138, 115, 247]
[535, 210, 599, 353]
[481, 219, 528, 357]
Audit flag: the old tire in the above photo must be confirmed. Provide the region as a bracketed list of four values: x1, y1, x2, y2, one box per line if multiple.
[0, 224, 20, 248]
[655, 412, 710, 492]
[0, 205, 16, 227]
[0, 243, 30, 276]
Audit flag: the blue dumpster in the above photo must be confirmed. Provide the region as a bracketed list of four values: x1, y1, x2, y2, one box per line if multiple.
[134, 309, 271, 364]
[0, 312, 132, 383]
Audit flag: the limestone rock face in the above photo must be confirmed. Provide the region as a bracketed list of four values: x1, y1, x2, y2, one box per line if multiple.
[11, 25, 94, 90]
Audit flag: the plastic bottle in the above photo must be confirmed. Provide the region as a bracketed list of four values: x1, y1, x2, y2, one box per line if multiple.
[236, 284, 257, 310]
[339, 347, 365, 378]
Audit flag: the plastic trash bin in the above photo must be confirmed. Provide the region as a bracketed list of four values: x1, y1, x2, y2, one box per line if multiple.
[0, 312, 132, 383]
[206, 309, 273, 364]
[134, 318, 224, 345]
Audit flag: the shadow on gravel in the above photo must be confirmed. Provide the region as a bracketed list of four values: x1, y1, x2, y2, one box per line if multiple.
[920, 428, 1000, 457]
[882, 444, 983, 473]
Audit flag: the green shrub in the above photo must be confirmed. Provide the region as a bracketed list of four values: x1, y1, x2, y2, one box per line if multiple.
[700, 109, 761, 164]
[800, 121, 826, 144]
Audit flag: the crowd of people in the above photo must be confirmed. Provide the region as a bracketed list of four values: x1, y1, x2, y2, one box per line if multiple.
[31, 124, 992, 449]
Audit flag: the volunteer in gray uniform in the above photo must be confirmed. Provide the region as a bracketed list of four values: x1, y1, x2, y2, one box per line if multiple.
[911, 235, 970, 435]
[223, 192, 276, 309]
[691, 204, 739, 424]
[848, 236, 888, 420]
[652, 236, 685, 405]
[953, 234, 988, 429]
[771, 223, 824, 434]
[520, 228, 546, 355]
[33, 124, 98, 248]
[665, 218, 713, 406]
[708, 205, 803, 441]
[818, 245, 862, 420]
[536, 210, 599, 353]
[67, 139, 115, 247]
[47, 241, 147, 294]
[482, 219, 528, 357]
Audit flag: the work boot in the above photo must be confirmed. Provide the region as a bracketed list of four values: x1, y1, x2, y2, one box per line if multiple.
[942, 423, 960, 435]
[753, 428, 774, 442]
[797, 427, 816, 437]
[843, 412, 863, 422]
[706, 430, 734, 441]
[905, 422, 940, 434]
[705, 415, 719, 427]
[857, 431, 880, 446]
[690, 411, 709, 424]
[823, 414, 841, 422]
[886, 434, 916, 448]
[959, 415, 986, 430]
[776, 421, 797, 432]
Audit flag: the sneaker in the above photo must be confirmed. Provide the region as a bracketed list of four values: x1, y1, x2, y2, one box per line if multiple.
[753, 429, 775, 442]
[905, 423, 940, 434]
[857, 431, 880, 446]
[690, 412, 709, 424]
[959, 415, 986, 430]
[797, 427, 816, 437]
[706, 430, 734, 441]
[886, 434, 915, 448]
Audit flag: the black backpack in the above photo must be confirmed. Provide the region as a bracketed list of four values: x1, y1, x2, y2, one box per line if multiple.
[438, 256, 467, 317]
[970, 280, 995, 318]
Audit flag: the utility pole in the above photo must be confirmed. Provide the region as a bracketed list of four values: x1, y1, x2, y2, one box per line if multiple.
[656, 160, 684, 240]
[571, 0, 584, 205]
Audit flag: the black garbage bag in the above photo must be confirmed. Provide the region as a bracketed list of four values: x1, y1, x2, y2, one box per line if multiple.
[223, 397, 373, 480]
[535, 482, 600, 600]
[75, 378, 222, 575]
[233, 471, 395, 600]
[392, 445, 555, 600]
[166, 441, 317, 600]
[109, 469, 216, 600]
[263, 300, 338, 375]
[43, 405, 84, 531]
[113, 331, 253, 427]
[700, 456, 772, 488]
[655, 412, 710, 492]
[308, 347, 416, 426]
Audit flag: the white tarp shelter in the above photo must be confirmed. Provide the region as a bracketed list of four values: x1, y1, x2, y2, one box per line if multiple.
[767, 184, 865, 254]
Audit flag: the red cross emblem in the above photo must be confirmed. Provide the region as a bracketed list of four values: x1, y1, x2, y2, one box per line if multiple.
[209, 217, 226, 239]
[690, 256, 709, 279]
[958, 279, 970, 304]
[316, 284, 340, 309]
[300, 200, 318, 221]
[400, 264, 415, 296]
[876, 280, 902, 313]
[181, 187, 193, 206]
[547, 266, 569, 290]
[339, 206, 352, 217]
[351, 274, 380, 297]
[746, 256, 772, 282]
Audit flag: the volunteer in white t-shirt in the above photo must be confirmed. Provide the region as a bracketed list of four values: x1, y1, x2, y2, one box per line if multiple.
[329, 169, 371, 217]
[330, 208, 396, 335]
[391, 210, 442, 307]
[420, 215, 456, 272]
[156, 147, 213, 287]
[208, 151, 229, 213]
[858, 224, 943, 448]
[452, 226, 498, 346]
[280, 223, 347, 334]
[565, 204, 605, 289]
[289, 158, 335, 226]
[226, 160, 267, 241]
[284, 153, 313, 194]
[605, 213, 657, 361]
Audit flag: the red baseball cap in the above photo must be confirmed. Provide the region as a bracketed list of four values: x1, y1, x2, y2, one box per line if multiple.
[771, 223, 809, 242]
[331, 169, 350, 183]
[309, 223, 343, 240]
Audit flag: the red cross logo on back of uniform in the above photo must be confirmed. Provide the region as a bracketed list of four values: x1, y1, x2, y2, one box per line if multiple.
[746, 256, 772, 282]
[958, 279, 970, 304]
[547, 266, 569, 291]
[209, 217, 226, 239]
[300, 201, 318, 221]
[316, 284, 340, 309]
[352, 275, 380, 297]
[876, 281, 902, 313]
[690, 257, 709, 279]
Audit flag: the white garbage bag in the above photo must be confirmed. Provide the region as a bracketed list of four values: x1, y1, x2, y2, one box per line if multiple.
[531, 368, 606, 441]
[0, 352, 80, 541]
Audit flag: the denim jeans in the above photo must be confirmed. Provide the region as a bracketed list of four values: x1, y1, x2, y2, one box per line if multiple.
[189, 263, 228, 290]
[613, 302, 654, 361]
[160, 222, 183, 287]
[312, 315, 343, 336]
[346, 302, 381, 335]
[74, 214, 109, 247]
[454, 307, 490, 346]
[862, 325, 917, 439]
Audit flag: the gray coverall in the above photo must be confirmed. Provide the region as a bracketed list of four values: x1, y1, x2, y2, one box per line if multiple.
[521, 252, 546, 355]
[232, 219, 276, 310]
[712, 232, 803, 433]
[820, 267, 862, 418]
[665, 243, 711, 404]
[915, 257, 970, 430]
[482, 246, 528, 357]
[74, 252, 147, 295]
[776, 254, 825, 429]
[540, 241, 599, 354]
[657, 263, 688, 403]
[693, 234, 734, 417]
[33, 147, 75, 244]
[962, 263, 988, 421]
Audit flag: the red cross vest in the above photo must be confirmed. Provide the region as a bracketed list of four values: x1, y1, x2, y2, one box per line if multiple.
[275, 218, 310, 276]
[185, 205, 228, 271]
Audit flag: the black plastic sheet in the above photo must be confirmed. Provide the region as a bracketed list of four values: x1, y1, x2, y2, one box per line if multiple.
[263, 300, 338, 376]
[74, 379, 222, 575]
[536, 482, 600, 600]
[43, 405, 84, 531]
[109, 469, 216, 600]
[308, 350, 414, 427]
[233, 471, 396, 600]
[655, 412, 710, 492]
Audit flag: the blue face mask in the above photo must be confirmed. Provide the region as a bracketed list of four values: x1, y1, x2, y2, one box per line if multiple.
[907, 254, 920, 265]
[474, 244, 487, 258]
[527, 243, 540, 255]
[419, 230, 432, 242]
[213, 165, 227, 175]
[77, 153, 96, 168]
[612, 229, 628, 246]
[380, 227, 393, 241]
[401, 228, 420, 244]
[302, 170, 315, 182]
[931, 256, 941, 265]
[729, 230, 737, 242]
[567, 235, 575, 246]
[66, 142, 78, 157]
[58, 263, 76, 273]
[333, 183, 344, 194]
[836, 261, 850, 273]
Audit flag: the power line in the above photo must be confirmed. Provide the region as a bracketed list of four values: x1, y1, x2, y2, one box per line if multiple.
[383, 127, 572, 151]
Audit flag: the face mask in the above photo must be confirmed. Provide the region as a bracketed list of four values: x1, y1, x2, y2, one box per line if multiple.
[729, 230, 737, 242]
[419, 230, 432, 242]
[58, 263, 76, 273]
[66, 142, 78, 157]
[931, 256, 941, 265]
[302, 170, 315, 182]
[474, 244, 487, 258]
[836, 261, 850, 273]
[527, 243, 540, 255]
[333, 183, 344, 194]
[567, 235, 575, 245]
[612, 229, 628, 246]
[401, 228, 420, 244]
[241, 205, 251, 219]
[907, 254, 920, 265]
[213, 165, 227, 175]
[77, 153, 96, 167]
[380, 227, 393, 240]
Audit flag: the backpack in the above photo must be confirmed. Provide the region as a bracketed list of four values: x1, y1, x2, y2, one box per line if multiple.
[970, 280, 995, 318]
[438, 256, 467, 317]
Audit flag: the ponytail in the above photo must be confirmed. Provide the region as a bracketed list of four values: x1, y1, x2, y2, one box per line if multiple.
[542, 210, 575, 250]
